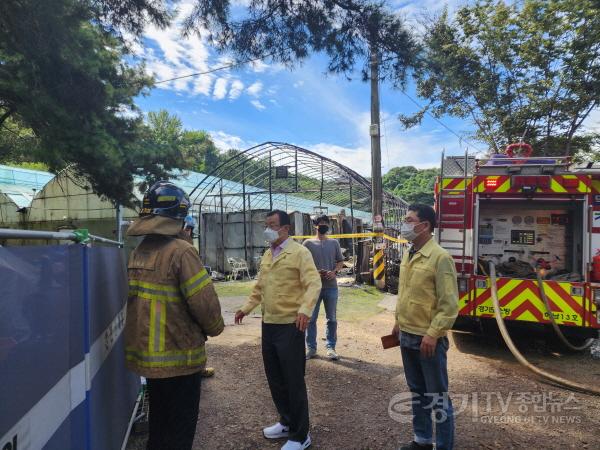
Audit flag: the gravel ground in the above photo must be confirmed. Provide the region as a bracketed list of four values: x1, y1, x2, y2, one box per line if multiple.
[127, 296, 600, 450]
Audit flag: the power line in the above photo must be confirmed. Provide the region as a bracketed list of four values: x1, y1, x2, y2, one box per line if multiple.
[154, 53, 275, 85]
[382, 118, 391, 169]
[152, 51, 485, 156]
[398, 90, 487, 154]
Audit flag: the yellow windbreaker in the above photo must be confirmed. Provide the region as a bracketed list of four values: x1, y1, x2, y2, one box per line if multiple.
[395, 238, 459, 338]
[241, 240, 322, 323]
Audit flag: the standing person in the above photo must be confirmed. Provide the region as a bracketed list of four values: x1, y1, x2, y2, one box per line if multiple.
[303, 215, 344, 360]
[125, 181, 224, 450]
[235, 210, 321, 450]
[393, 204, 458, 450]
[179, 214, 216, 379]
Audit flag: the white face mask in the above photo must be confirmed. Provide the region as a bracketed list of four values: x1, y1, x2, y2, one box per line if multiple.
[400, 222, 423, 242]
[263, 227, 280, 244]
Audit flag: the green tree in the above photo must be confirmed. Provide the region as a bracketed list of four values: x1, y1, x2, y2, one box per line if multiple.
[400, 0, 600, 157]
[184, 0, 419, 86]
[0, 0, 173, 205]
[143, 110, 221, 180]
[182, 130, 220, 173]
[383, 166, 438, 205]
[0, 116, 42, 164]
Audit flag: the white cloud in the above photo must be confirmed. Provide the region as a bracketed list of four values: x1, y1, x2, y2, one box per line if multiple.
[193, 75, 212, 96]
[229, 80, 245, 100]
[250, 99, 266, 111]
[139, 2, 250, 102]
[247, 81, 263, 97]
[582, 108, 600, 133]
[293, 80, 305, 88]
[249, 59, 270, 73]
[213, 78, 229, 100]
[210, 130, 256, 151]
[137, 1, 276, 102]
[308, 143, 373, 176]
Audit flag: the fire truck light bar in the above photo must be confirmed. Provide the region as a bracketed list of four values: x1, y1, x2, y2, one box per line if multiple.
[485, 178, 498, 188]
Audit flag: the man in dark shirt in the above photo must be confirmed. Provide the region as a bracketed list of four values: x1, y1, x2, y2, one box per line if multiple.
[303, 215, 344, 360]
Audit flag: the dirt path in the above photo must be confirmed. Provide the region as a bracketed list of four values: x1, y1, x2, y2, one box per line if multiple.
[128, 296, 600, 450]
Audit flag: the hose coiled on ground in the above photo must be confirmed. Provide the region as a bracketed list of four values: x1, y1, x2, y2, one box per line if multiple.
[489, 262, 600, 396]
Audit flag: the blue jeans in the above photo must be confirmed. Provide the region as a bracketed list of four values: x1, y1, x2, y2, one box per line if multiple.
[400, 332, 454, 450]
[306, 287, 338, 350]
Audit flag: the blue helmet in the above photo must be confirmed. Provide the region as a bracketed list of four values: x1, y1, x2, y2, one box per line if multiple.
[140, 181, 190, 220]
[184, 215, 197, 230]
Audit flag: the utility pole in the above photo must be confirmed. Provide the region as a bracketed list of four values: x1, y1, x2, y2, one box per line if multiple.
[370, 50, 383, 219]
[370, 48, 385, 290]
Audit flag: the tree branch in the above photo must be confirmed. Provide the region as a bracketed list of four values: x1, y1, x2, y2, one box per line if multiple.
[0, 107, 14, 127]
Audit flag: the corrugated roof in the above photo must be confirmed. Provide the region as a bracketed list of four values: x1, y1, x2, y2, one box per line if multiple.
[0, 183, 38, 208]
[0, 165, 370, 218]
[0, 165, 54, 189]
[0, 165, 54, 208]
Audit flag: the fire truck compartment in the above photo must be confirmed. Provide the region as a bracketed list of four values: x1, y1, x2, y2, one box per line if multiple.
[475, 199, 586, 278]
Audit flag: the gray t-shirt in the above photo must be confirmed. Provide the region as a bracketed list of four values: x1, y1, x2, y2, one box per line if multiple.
[303, 238, 344, 288]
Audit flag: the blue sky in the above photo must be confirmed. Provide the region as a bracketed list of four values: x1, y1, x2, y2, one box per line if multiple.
[132, 0, 482, 176]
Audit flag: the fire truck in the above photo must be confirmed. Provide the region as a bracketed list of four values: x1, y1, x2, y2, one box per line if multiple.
[435, 145, 600, 342]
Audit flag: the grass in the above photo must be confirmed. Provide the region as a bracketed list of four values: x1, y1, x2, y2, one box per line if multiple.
[214, 280, 256, 298]
[214, 280, 387, 322]
[337, 285, 386, 321]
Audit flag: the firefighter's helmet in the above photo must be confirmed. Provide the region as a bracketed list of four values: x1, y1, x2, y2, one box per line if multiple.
[140, 181, 190, 220]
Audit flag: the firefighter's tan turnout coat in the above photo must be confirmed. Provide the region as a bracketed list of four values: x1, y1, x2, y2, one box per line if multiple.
[124, 215, 224, 378]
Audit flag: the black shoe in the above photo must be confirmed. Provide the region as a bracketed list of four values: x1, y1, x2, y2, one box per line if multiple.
[399, 442, 433, 450]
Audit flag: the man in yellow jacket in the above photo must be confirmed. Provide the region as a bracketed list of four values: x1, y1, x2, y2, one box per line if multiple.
[393, 204, 458, 450]
[125, 181, 224, 450]
[235, 210, 321, 450]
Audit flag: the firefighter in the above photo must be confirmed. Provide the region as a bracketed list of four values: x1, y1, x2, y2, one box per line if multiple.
[179, 214, 216, 378]
[125, 181, 224, 450]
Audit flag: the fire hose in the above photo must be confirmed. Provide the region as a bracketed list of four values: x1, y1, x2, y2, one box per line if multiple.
[535, 271, 594, 352]
[489, 262, 600, 396]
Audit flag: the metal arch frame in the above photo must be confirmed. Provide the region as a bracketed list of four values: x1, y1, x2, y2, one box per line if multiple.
[189, 141, 408, 272]
[190, 142, 371, 199]
[189, 141, 405, 213]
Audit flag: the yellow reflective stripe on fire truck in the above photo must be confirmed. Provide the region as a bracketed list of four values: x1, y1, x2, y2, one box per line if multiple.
[442, 178, 471, 190]
[495, 177, 511, 192]
[125, 347, 206, 368]
[473, 279, 584, 326]
[180, 268, 211, 298]
[550, 178, 568, 193]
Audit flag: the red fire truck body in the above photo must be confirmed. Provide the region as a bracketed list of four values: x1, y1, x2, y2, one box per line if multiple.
[435, 154, 600, 339]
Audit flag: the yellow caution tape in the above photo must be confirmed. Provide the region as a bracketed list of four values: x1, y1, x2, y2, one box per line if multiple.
[291, 232, 376, 239]
[291, 232, 407, 244]
[382, 234, 407, 244]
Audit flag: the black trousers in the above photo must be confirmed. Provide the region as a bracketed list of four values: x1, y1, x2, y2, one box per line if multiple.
[146, 372, 202, 450]
[262, 322, 310, 442]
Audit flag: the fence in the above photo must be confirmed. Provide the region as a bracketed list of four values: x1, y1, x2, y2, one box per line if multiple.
[0, 238, 139, 449]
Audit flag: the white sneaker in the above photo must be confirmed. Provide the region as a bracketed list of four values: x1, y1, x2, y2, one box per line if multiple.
[306, 348, 317, 360]
[263, 422, 289, 439]
[326, 348, 339, 360]
[281, 434, 312, 450]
